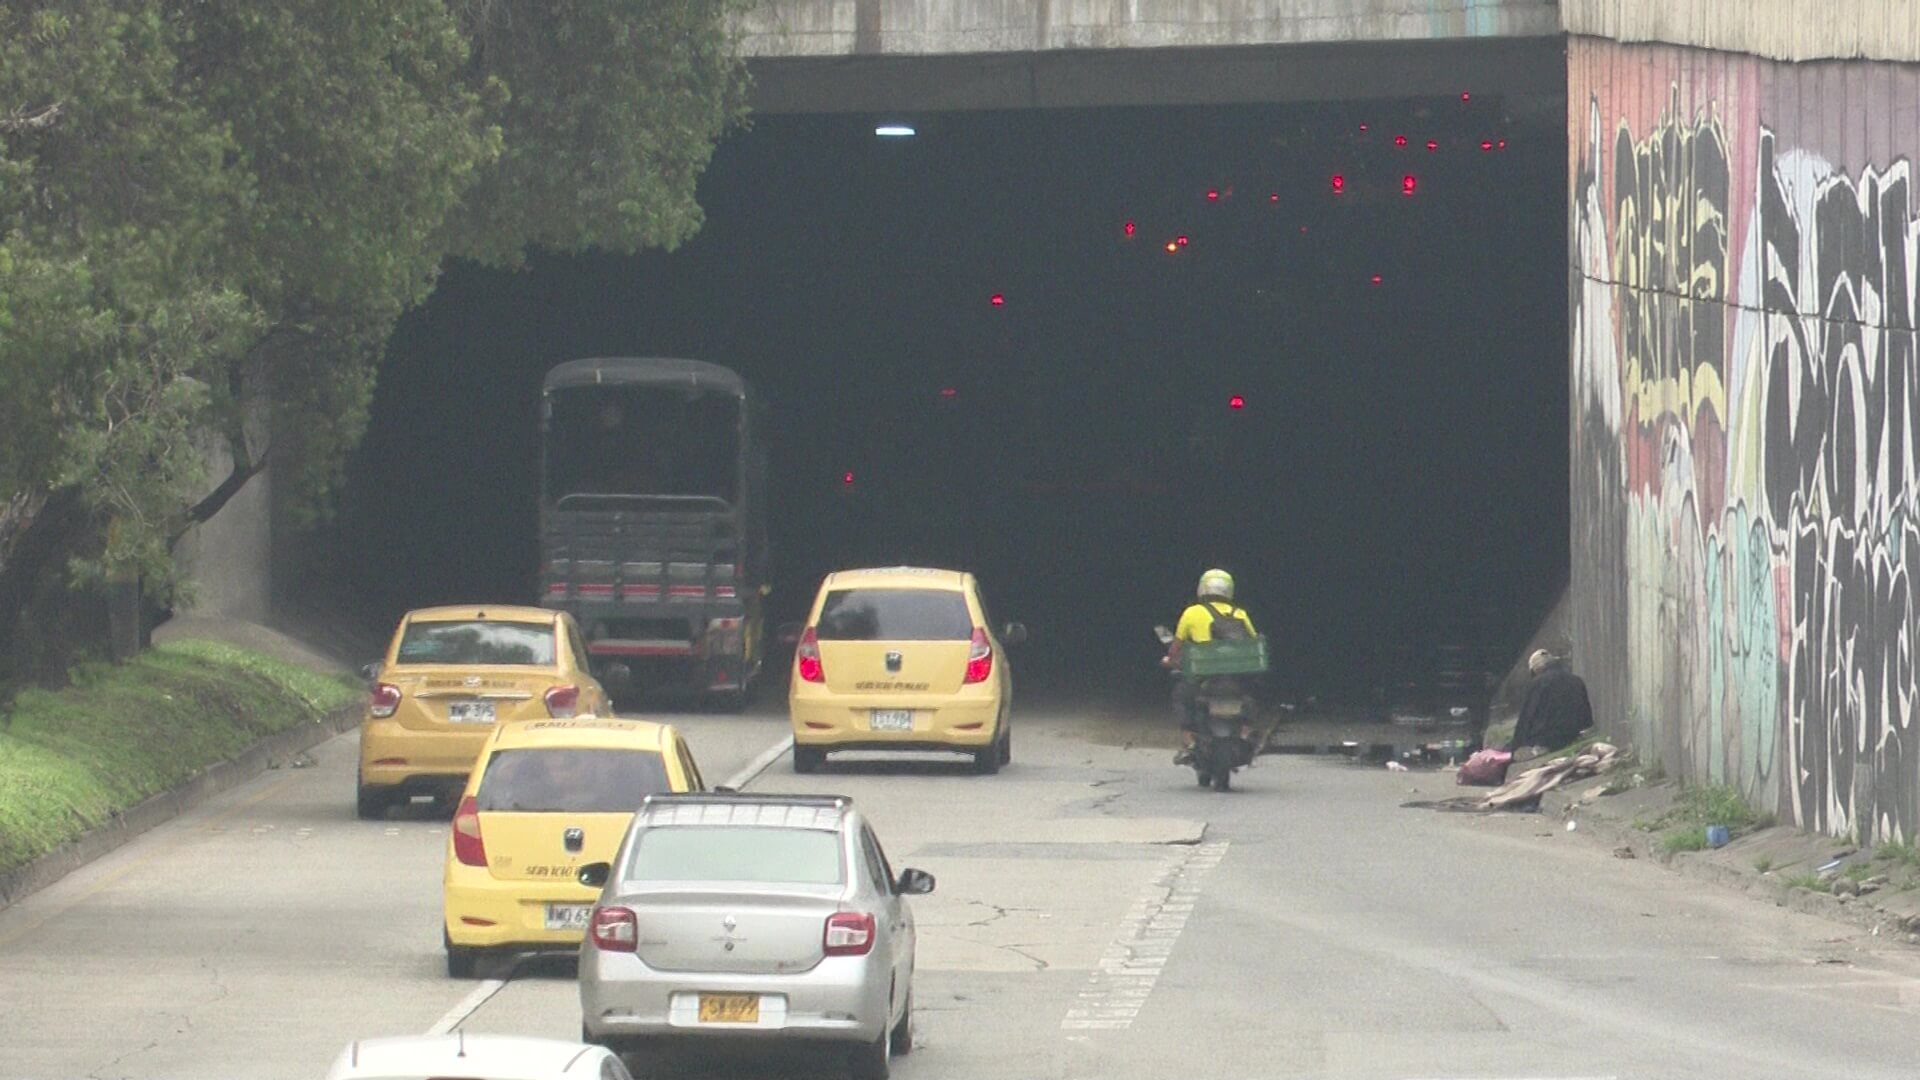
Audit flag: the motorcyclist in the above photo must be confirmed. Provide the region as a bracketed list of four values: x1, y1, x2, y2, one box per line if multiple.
[1163, 569, 1258, 764]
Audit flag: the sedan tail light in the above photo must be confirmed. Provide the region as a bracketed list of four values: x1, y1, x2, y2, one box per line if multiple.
[796, 627, 825, 683]
[369, 682, 402, 718]
[591, 906, 638, 952]
[451, 796, 488, 867]
[824, 911, 876, 956]
[544, 684, 580, 718]
[963, 628, 993, 684]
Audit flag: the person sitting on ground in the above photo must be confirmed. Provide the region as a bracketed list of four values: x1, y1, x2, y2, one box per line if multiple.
[1505, 648, 1593, 756]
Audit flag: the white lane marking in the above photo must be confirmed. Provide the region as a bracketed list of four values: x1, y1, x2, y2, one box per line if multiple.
[425, 975, 511, 1035]
[722, 734, 794, 791]
[1062, 840, 1227, 1031]
[1400, 1076, 1619, 1080]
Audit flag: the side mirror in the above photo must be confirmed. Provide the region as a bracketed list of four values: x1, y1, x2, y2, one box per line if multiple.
[577, 862, 611, 889]
[1153, 626, 1175, 646]
[359, 661, 382, 682]
[1001, 622, 1028, 646]
[776, 622, 804, 647]
[895, 868, 936, 895]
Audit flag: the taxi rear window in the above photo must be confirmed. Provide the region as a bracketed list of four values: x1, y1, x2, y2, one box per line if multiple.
[627, 826, 844, 885]
[395, 620, 556, 666]
[475, 749, 670, 813]
[816, 589, 971, 641]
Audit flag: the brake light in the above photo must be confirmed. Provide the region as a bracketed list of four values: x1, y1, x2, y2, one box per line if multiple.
[544, 684, 580, 718]
[369, 682, 401, 718]
[824, 912, 876, 956]
[797, 627, 825, 683]
[964, 628, 993, 684]
[451, 796, 487, 867]
[590, 906, 638, 952]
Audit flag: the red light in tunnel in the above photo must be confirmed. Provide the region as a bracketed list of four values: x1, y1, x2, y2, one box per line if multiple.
[1359, 123, 1370, 132]
[989, 293, 1005, 306]
[1206, 189, 1220, 201]
[940, 387, 958, 398]
[1175, 234, 1190, 247]
[1461, 91, 1471, 102]
[842, 471, 855, 486]
[1269, 192, 1280, 203]
[1426, 140, 1439, 151]
[1394, 135, 1408, 147]
[1498, 139, 1508, 150]
[1401, 175, 1417, 196]
[1481, 140, 1494, 151]
[1330, 174, 1345, 194]
[1370, 274, 1383, 286]
[1228, 395, 1246, 410]
[1124, 220, 1136, 236]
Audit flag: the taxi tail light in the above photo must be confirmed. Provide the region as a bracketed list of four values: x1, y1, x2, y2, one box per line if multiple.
[544, 684, 580, 718]
[591, 906, 638, 952]
[824, 911, 876, 956]
[451, 796, 488, 867]
[797, 627, 825, 683]
[964, 628, 993, 684]
[369, 682, 401, 718]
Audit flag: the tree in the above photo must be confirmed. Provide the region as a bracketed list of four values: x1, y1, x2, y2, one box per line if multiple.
[0, 0, 747, 685]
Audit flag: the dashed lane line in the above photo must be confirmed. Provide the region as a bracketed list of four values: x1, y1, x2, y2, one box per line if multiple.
[1063, 840, 1228, 1032]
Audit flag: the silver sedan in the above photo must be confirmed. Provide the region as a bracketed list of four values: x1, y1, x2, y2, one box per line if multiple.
[577, 793, 934, 1080]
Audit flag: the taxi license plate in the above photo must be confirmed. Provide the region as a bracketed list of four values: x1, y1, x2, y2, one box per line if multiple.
[448, 700, 496, 724]
[544, 903, 592, 931]
[869, 710, 913, 732]
[698, 994, 760, 1024]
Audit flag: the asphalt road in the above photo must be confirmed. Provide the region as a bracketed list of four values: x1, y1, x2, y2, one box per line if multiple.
[3, 703, 1918, 1080]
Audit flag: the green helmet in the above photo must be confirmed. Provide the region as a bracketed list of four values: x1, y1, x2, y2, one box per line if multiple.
[1197, 569, 1235, 601]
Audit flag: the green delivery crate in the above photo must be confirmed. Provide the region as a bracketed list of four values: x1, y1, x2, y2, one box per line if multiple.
[1180, 636, 1270, 677]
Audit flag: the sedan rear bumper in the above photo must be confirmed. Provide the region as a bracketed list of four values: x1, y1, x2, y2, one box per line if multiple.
[580, 948, 891, 1045]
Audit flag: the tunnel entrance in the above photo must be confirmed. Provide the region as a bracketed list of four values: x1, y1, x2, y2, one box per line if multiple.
[319, 95, 1569, 713]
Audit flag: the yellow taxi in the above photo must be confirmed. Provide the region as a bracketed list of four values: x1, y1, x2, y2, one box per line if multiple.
[442, 715, 705, 977]
[356, 605, 612, 819]
[789, 567, 1025, 775]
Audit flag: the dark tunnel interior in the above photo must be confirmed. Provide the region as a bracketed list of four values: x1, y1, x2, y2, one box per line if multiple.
[312, 97, 1570, 708]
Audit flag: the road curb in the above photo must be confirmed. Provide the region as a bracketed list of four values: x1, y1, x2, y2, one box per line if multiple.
[0, 702, 361, 912]
[1550, 790, 1911, 939]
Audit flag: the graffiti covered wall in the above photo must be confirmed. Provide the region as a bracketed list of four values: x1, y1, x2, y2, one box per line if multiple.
[1570, 38, 1920, 841]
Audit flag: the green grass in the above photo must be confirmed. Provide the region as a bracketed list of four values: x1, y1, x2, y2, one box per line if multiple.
[1660, 828, 1709, 854]
[1753, 855, 1775, 873]
[1844, 862, 1874, 882]
[0, 640, 357, 875]
[1785, 873, 1832, 893]
[1873, 840, 1920, 869]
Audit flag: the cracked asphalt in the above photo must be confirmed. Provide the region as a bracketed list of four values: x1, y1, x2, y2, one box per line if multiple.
[5, 704, 1920, 1079]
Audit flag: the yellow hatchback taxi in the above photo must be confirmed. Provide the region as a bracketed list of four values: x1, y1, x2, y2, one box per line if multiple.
[357, 605, 611, 819]
[443, 716, 705, 977]
[790, 567, 1025, 775]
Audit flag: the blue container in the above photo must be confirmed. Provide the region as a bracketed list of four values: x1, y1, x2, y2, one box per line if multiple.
[1705, 824, 1731, 848]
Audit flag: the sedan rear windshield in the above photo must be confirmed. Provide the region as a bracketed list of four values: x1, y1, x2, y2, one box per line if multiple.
[395, 621, 556, 666]
[816, 589, 972, 641]
[627, 826, 844, 885]
[476, 749, 670, 813]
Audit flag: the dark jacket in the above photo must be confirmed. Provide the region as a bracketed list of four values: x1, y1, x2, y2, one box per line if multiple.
[1511, 662, 1594, 751]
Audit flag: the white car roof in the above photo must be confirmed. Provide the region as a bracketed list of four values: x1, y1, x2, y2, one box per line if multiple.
[326, 1033, 612, 1080]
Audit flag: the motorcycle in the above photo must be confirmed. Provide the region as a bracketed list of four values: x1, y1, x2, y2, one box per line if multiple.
[1155, 626, 1258, 791]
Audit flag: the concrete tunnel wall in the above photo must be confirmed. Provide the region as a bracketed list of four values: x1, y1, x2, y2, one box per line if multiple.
[1568, 34, 1920, 842]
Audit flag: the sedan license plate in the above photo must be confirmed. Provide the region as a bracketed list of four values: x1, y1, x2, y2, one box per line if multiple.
[447, 700, 496, 724]
[1207, 700, 1245, 718]
[869, 710, 913, 732]
[544, 903, 592, 931]
[698, 993, 760, 1024]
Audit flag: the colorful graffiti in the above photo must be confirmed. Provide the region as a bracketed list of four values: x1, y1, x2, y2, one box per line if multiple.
[1570, 40, 1920, 841]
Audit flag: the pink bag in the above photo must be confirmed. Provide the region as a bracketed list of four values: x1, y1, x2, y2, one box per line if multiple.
[1456, 748, 1513, 786]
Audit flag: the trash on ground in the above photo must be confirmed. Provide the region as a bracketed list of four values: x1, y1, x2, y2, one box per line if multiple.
[1478, 743, 1621, 811]
[1455, 747, 1513, 787]
[1386, 761, 1409, 772]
